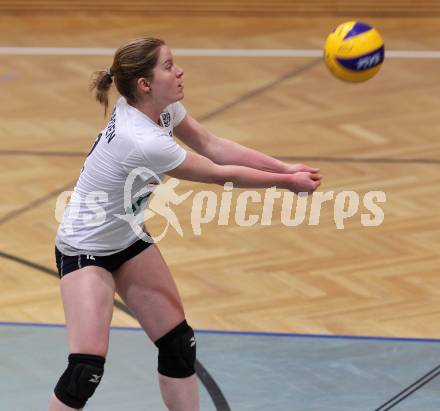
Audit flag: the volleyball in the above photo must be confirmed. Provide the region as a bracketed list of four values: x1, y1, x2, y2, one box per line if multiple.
[324, 21, 385, 82]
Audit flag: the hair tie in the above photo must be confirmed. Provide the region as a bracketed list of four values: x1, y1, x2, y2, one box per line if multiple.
[105, 68, 113, 77]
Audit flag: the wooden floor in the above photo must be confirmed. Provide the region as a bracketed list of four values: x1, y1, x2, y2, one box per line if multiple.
[1, 14, 440, 338]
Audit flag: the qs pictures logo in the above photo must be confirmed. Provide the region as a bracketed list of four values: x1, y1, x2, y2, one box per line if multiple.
[55, 167, 386, 242]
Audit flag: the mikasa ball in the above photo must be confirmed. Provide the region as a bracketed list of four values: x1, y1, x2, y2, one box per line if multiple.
[324, 21, 385, 82]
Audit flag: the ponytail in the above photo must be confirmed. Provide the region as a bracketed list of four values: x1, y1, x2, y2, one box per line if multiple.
[90, 68, 113, 115]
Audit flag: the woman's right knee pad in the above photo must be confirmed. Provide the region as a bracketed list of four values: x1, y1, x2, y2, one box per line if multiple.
[54, 353, 105, 409]
[154, 320, 196, 378]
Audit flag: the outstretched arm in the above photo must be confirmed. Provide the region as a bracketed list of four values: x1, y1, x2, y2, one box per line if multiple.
[174, 114, 319, 175]
[167, 151, 321, 194]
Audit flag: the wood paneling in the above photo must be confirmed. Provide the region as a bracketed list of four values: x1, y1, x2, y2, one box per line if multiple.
[0, 0, 439, 17]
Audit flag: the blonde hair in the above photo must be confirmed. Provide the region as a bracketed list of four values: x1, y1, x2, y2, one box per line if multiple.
[90, 37, 165, 114]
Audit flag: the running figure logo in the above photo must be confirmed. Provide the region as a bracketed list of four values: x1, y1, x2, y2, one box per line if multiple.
[144, 178, 193, 241]
[115, 167, 192, 243]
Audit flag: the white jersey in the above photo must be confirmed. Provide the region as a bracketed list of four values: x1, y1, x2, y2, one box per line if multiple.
[56, 97, 187, 255]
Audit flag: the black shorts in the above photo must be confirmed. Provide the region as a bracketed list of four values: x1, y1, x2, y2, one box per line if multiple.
[55, 239, 152, 278]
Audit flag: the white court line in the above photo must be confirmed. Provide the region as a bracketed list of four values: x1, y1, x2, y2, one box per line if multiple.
[0, 47, 440, 58]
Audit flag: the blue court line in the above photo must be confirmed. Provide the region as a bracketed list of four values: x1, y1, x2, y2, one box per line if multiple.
[195, 329, 440, 344]
[2, 321, 440, 344]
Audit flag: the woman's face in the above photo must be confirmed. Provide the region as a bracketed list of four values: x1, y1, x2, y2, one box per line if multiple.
[148, 45, 184, 106]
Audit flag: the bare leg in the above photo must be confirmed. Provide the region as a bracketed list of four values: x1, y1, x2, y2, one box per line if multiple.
[158, 374, 199, 411]
[48, 396, 81, 411]
[114, 244, 199, 411]
[48, 266, 116, 411]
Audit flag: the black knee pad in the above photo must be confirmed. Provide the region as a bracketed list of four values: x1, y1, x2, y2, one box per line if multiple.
[154, 320, 196, 378]
[54, 353, 105, 409]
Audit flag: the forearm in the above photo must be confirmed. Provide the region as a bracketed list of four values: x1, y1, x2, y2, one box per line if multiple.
[168, 152, 320, 193]
[213, 164, 290, 189]
[207, 137, 288, 173]
[168, 151, 289, 189]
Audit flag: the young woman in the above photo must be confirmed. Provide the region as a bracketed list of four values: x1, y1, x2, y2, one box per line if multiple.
[49, 37, 322, 411]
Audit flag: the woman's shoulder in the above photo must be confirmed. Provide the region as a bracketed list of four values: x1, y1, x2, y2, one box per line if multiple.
[165, 101, 187, 127]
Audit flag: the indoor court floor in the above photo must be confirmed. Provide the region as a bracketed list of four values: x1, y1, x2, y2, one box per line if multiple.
[1, 12, 440, 411]
[3, 322, 440, 410]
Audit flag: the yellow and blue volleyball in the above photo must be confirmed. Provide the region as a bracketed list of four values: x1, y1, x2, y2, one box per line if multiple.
[324, 21, 385, 82]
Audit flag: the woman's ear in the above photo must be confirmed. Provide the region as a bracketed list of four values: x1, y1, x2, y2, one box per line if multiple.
[137, 77, 151, 93]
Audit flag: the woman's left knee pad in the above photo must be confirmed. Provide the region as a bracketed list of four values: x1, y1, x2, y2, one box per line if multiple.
[54, 353, 105, 409]
[154, 320, 196, 378]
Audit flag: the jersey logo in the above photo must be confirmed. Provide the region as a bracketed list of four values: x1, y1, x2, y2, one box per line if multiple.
[160, 112, 171, 128]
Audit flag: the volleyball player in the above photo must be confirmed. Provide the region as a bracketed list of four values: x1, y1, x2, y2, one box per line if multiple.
[49, 37, 322, 411]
